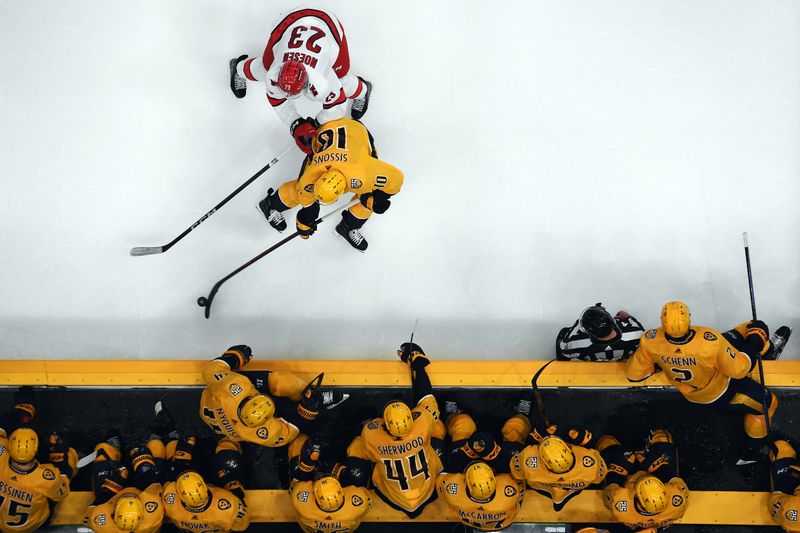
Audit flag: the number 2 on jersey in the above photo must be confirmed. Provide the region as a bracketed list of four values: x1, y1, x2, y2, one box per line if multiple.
[382, 449, 430, 491]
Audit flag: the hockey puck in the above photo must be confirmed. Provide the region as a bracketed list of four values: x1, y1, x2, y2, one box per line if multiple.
[197, 297, 208, 307]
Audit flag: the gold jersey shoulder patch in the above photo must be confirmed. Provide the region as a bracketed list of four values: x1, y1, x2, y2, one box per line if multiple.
[703, 331, 717, 341]
[645, 329, 657, 339]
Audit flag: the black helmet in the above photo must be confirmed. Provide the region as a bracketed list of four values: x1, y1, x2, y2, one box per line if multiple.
[580, 304, 616, 338]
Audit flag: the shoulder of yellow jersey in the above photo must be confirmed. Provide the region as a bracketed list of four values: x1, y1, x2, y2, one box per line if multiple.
[362, 417, 386, 435]
[342, 486, 371, 511]
[692, 326, 721, 343]
[161, 482, 178, 507]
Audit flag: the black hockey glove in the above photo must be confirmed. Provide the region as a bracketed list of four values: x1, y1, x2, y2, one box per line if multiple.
[48, 433, 76, 479]
[466, 431, 501, 461]
[215, 345, 252, 370]
[530, 422, 558, 444]
[129, 447, 160, 490]
[296, 204, 320, 239]
[294, 438, 321, 479]
[170, 436, 196, 478]
[744, 320, 770, 356]
[359, 190, 391, 214]
[13, 386, 36, 424]
[129, 447, 156, 474]
[398, 343, 429, 368]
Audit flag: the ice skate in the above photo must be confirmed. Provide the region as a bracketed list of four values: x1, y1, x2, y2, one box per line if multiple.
[229, 55, 248, 98]
[258, 189, 287, 232]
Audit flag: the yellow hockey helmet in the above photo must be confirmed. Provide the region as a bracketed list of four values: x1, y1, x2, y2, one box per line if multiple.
[238, 394, 275, 428]
[176, 471, 209, 509]
[314, 170, 346, 205]
[9, 428, 38, 463]
[313, 476, 344, 512]
[383, 401, 413, 438]
[465, 462, 496, 501]
[113, 494, 144, 531]
[661, 301, 691, 338]
[635, 475, 667, 515]
[539, 436, 574, 474]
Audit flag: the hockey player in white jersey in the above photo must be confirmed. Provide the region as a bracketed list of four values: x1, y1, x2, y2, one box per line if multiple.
[229, 7, 372, 154]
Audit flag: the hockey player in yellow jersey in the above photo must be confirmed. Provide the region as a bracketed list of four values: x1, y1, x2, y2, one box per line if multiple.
[626, 301, 778, 462]
[599, 429, 689, 530]
[162, 469, 248, 533]
[769, 439, 800, 532]
[437, 462, 524, 531]
[0, 388, 76, 533]
[288, 434, 372, 533]
[161, 435, 249, 533]
[501, 401, 605, 512]
[200, 345, 347, 448]
[436, 405, 525, 531]
[346, 342, 446, 518]
[258, 117, 404, 251]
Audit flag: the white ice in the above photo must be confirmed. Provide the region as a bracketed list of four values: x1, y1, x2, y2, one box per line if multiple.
[0, 1, 798, 360]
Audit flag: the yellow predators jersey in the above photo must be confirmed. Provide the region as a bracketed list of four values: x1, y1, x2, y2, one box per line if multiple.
[296, 118, 404, 206]
[509, 444, 606, 503]
[88, 484, 164, 533]
[290, 480, 372, 533]
[603, 472, 689, 530]
[626, 326, 751, 404]
[162, 483, 248, 533]
[0, 437, 70, 533]
[199, 361, 302, 447]
[436, 473, 524, 531]
[358, 395, 443, 512]
[769, 492, 800, 532]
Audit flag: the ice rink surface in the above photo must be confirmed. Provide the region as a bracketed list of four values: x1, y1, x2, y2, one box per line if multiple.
[0, 1, 798, 360]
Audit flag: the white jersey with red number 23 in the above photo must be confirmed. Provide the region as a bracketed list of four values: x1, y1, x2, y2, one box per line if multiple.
[240, 7, 364, 126]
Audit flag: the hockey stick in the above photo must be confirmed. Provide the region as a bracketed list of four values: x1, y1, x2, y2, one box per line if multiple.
[198, 200, 359, 318]
[130, 145, 294, 256]
[77, 450, 98, 469]
[530, 358, 556, 427]
[742, 232, 773, 443]
[400, 318, 420, 362]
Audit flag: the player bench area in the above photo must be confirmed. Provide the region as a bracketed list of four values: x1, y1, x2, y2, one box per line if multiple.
[1, 359, 799, 531]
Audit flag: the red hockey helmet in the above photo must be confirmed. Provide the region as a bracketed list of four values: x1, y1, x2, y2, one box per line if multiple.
[277, 61, 307, 96]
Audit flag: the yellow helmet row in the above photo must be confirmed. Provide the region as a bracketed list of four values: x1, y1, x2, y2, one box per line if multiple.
[539, 436, 575, 474]
[314, 476, 344, 512]
[9, 428, 38, 463]
[465, 462, 495, 501]
[237, 394, 275, 428]
[661, 301, 691, 338]
[113, 494, 144, 531]
[635, 475, 668, 515]
[383, 401, 413, 438]
[176, 471, 210, 509]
